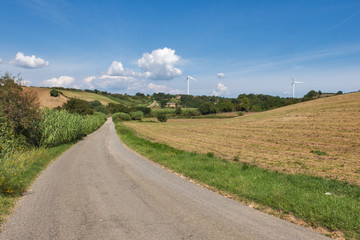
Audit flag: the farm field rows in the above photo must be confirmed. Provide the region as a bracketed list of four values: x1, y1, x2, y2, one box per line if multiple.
[125, 93, 360, 185]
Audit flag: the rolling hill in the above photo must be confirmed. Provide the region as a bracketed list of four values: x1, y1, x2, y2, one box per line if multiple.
[23, 87, 119, 109]
[125, 92, 360, 185]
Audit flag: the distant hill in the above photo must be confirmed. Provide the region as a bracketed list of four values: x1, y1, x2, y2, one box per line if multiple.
[23, 87, 119, 109]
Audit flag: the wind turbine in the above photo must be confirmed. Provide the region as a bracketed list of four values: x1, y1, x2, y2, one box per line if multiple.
[184, 75, 196, 95]
[291, 78, 304, 98]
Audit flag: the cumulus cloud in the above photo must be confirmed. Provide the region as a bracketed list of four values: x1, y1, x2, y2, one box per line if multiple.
[148, 83, 181, 94]
[13, 52, 49, 68]
[138, 47, 182, 80]
[85, 74, 146, 92]
[44, 76, 74, 87]
[217, 73, 225, 78]
[213, 82, 229, 96]
[107, 61, 125, 75]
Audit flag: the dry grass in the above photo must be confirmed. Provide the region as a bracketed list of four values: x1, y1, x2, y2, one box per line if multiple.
[23, 87, 68, 109]
[125, 93, 360, 185]
[59, 90, 118, 105]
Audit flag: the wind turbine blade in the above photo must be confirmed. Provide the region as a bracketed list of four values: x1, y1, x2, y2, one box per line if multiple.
[294, 81, 304, 84]
[188, 76, 197, 81]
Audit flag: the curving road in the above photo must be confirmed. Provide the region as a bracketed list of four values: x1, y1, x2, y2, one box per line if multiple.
[0, 118, 329, 240]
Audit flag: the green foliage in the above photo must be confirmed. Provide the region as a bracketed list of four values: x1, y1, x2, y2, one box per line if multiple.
[0, 73, 41, 145]
[62, 98, 94, 115]
[40, 109, 106, 147]
[136, 106, 151, 115]
[159, 99, 168, 108]
[89, 100, 102, 108]
[130, 111, 143, 120]
[0, 149, 44, 194]
[0, 113, 26, 158]
[157, 113, 168, 122]
[106, 102, 131, 114]
[336, 91, 343, 95]
[237, 111, 244, 116]
[112, 112, 131, 122]
[199, 102, 216, 115]
[310, 150, 327, 156]
[49, 89, 59, 97]
[216, 100, 234, 112]
[175, 107, 182, 115]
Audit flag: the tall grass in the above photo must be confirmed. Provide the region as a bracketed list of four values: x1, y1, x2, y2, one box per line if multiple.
[115, 123, 360, 239]
[40, 109, 106, 147]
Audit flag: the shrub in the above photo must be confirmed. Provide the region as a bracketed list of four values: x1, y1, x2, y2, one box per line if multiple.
[199, 102, 214, 115]
[107, 103, 130, 114]
[62, 98, 93, 115]
[237, 111, 244, 116]
[112, 112, 131, 122]
[130, 111, 143, 120]
[50, 89, 59, 97]
[0, 113, 26, 158]
[0, 73, 41, 145]
[136, 106, 151, 115]
[175, 107, 182, 115]
[157, 113, 168, 122]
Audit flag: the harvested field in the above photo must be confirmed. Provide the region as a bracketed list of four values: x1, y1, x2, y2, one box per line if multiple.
[125, 93, 360, 185]
[23, 87, 68, 109]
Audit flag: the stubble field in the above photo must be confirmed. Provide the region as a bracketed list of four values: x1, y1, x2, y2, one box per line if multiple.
[125, 93, 360, 185]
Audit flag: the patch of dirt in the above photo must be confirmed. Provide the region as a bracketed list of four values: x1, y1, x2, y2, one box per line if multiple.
[23, 87, 68, 109]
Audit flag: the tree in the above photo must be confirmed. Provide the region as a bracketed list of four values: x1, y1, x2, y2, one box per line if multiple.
[157, 113, 168, 122]
[160, 99, 168, 108]
[239, 96, 250, 112]
[199, 102, 214, 115]
[0, 73, 41, 145]
[50, 89, 59, 97]
[336, 91, 343, 95]
[62, 98, 94, 115]
[175, 107, 182, 115]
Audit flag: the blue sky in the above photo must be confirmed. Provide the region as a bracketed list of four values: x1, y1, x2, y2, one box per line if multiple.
[1, 0, 359, 97]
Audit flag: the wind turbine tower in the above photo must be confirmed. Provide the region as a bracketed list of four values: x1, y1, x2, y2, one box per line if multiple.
[185, 75, 196, 95]
[291, 78, 304, 98]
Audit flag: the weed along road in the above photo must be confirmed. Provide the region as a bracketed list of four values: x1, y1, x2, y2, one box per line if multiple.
[0, 119, 329, 240]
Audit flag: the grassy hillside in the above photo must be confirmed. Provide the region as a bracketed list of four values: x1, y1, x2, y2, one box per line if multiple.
[59, 89, 119, 105]
[125, 93, 360, 185]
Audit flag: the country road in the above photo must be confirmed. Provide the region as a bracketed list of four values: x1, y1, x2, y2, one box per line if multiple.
[0, 118, 329, 240]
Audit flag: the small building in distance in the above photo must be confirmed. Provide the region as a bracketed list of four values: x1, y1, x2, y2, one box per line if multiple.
[166, 102, 176, 108]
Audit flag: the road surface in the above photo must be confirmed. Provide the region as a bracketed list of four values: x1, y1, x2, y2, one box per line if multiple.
[0, 118, 329, 240]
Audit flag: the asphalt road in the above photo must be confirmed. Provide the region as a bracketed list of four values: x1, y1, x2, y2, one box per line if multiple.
[0, 118, 329, 240]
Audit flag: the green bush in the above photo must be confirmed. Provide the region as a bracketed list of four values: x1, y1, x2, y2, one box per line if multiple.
[62, 98, 94, 115]
[107, 103, 130, 114]
[50, 89, 59, 97]
[237, 111, 244, 116]
[136, 106, 151, 115]
[175, 107, 182, 115]
[112, 112, 131, 122]
[157, 113, 168, 122]
[130, 111, 143, 120]
[199, 102, 214, 115]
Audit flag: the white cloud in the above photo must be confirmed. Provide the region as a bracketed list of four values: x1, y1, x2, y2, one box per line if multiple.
[95, 74, 146, 91]
[213, 83, 230, 96]
[84, 76, 96, 83]
[44, 76, 74, 87]
[138, 47, 182, 80]
[147, 83, 181, 94]
[107, 61, 125, 75]
[0, 58, 2, 63]
[217, 73, 225, 78]
[13, 52, 49, 68]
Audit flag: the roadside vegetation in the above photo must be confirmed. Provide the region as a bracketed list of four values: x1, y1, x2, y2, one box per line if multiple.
[114, 122, 360, 239]
[0, 73, 107, 224]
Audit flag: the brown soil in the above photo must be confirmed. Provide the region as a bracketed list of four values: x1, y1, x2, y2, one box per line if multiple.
[23, 87, 68, 109]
